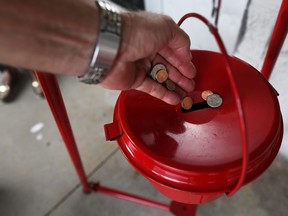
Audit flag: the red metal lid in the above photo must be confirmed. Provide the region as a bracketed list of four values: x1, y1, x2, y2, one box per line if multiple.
[105, 50, 283, 203]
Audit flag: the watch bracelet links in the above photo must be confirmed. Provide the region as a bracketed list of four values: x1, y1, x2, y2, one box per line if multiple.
[78, 0, 122, 84]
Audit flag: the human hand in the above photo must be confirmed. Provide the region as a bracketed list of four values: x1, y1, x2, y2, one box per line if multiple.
[99, 11, 196, 105]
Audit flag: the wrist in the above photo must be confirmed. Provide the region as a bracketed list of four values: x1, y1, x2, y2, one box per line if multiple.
[116, 12, 132, 59]
[79, 0, 122, 84]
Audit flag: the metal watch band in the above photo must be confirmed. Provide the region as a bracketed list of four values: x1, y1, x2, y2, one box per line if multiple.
[78, 0, 122, 84]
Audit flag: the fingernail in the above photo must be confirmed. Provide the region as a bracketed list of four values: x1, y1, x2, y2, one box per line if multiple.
[191, 62, 197, 76]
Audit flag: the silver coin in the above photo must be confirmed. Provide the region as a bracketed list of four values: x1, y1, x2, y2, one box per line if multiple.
[207, 94, 223, 108]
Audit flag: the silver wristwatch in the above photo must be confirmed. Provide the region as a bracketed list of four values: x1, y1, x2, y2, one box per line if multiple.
[78, 0, 122, 84]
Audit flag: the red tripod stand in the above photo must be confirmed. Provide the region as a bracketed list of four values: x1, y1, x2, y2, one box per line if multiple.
[35, 1, 288, 215]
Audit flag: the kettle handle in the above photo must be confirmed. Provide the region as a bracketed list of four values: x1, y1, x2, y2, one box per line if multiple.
[178, 13, 248, 197]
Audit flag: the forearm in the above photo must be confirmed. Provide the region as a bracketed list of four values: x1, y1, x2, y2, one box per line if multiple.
[0, 0, 98, 76]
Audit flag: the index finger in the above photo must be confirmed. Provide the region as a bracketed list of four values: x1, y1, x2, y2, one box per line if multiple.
[135, 76, 181, 105]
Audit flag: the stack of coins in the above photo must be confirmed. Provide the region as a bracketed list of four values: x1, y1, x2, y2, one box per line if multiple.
[150, 64, 176, 92]
[150, 64, 168, 83]
[150, 63, 193, 110]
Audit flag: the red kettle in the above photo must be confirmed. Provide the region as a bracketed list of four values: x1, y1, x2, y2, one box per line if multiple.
[104, 14, 283, 205]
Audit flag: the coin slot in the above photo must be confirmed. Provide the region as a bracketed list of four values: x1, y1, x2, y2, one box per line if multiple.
[180, 101, 210, 113]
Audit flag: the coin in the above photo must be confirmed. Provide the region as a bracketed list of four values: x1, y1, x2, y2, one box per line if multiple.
[181, 96, 193, 110]
[201, 90, 213, 101]
[150, 64, 166, 81]
[165, 79, 176, 91]
[155, 69, 168, 83]
[206, 94, 223, 108]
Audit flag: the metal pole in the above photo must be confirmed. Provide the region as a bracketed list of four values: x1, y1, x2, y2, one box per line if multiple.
[91, 184, 170, 211]
[35, 72, 90, 192]
[261, 0, 288, 80]
[91, 183, 198, 215]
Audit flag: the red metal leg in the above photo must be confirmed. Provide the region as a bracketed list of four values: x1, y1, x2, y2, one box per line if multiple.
[90, 183, 197, 215]
[261, 0, 288, 80]
[35, 72, 90, 192]
[90, 183, 170, 211]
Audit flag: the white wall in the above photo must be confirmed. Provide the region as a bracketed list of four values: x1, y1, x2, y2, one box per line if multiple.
[234, 0, 288, 160]
[145, 0, 248, 53]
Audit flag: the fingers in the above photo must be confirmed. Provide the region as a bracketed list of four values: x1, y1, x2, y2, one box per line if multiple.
[160, 48, 196, 80]
[135, 77, 181, 105]
[166, 63, 196, 93]
[104, 12, 197, 106]
[151, 26, 196, 104]
[152, 54, 196, 94]
[159, 27, 196, 80]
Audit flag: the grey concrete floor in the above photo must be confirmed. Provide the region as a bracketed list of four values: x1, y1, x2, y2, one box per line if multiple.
[0, 74, 288, 216]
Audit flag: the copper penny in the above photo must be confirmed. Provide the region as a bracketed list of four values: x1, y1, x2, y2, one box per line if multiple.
[155, 69, 168, 83]
[201, 90, 214, 101]
[181, 96, 193, 110]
